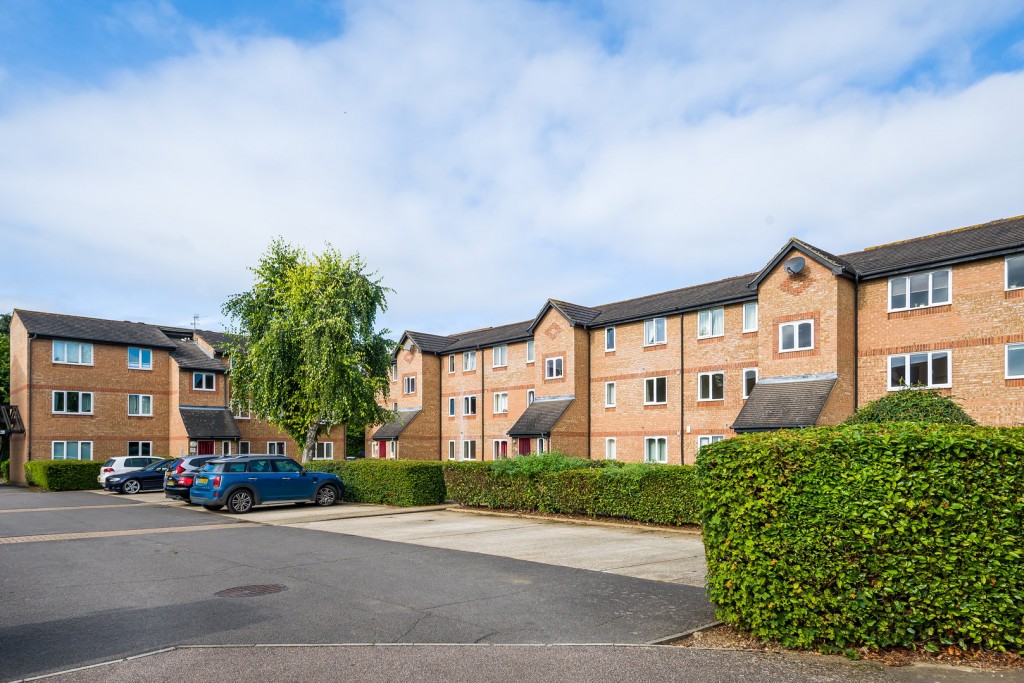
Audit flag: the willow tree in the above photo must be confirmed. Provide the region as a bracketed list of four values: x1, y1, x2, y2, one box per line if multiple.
[223, 240, 393, 461]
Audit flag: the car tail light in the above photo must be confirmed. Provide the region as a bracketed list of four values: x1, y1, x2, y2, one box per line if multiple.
[176, 463, 186, 474]
[102, 468, 114, 473]
[212, 476, 221, 488]
[181, 477, 193, 486]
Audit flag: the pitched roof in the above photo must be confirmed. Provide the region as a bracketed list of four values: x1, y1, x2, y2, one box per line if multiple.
[587, 274, 756, 327]
[371, 410, 421, 440]
[507, 398, 573, 437]
[195, 330, 237, 355]
[15, 310, 177, 349]
[404, 331, 456, 355]
[442, 320, 535, 353]
[179, 407, 241, 439]
[731, 374, 837, 432]
[169, 338, 227, 372]
[841, 214, 1024, 277]
[747, 238, 856, 289]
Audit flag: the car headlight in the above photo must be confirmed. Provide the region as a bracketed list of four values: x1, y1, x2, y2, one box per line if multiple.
[109, 477, 122, 483]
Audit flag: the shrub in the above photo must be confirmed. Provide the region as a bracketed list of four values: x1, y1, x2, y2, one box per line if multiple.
[698, 424, 1024, 653]
[306, 459, 446, 506]
[1, 459, 9, 482]
[844, 388, 976, 425]
[24, 460, 103, 491]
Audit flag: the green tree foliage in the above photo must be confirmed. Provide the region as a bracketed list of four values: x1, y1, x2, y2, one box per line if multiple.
[223, 241, 393, 461]
[0, 311, 10, 404]
[844, 387, 976, 425]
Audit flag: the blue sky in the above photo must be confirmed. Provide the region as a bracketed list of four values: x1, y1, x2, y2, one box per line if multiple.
[1, 1, 1023, 337]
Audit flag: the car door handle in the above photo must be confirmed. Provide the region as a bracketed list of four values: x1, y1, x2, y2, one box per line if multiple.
[248, 477, 258, 480]
[281, 477, 291, 480]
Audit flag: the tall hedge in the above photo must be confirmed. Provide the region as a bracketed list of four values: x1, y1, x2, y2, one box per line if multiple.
[698, 424, 1024, 652]
[24, 460, 103, 491]
[306, 459, 446, 506]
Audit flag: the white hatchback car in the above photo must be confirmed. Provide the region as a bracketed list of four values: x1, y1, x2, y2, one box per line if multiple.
[98, 456, 165, 485]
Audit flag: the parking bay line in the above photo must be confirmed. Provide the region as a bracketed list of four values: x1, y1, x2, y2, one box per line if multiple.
[0, 522, 256, 545]
[0, 503, 165, 514]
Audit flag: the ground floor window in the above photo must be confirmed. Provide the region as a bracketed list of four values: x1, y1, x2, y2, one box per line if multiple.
[127, 441, 152, 457]
[448, 441, 456, 460]
[53, 441, 92, 460]
[538, 437, 547, 454]
[222, 440, 231, 455]
[388, 441, 397, 459]
[605, 437, 616, 460]
[239, 441, 251, 455]
[889, 351, 950, 389]
[462, 440, 477, 460]
[493, 439, 508, 459]
[315, 442, 334, 459]
[698, 435, 724, 451]
[268, 441, 286, 455]
[644, 437, 667, 464]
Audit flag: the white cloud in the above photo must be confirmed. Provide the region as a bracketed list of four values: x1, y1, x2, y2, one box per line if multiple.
[0, 0, 1022, 337]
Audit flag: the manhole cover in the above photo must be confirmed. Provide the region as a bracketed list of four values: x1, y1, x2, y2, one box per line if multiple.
[215, 584, 288, 598]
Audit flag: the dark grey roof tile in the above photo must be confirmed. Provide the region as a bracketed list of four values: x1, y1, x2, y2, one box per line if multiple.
[372, 410, 421, 440]
[179, 407, 241, 439]
[732, 376, 837, 431]
[16, 310, 177, 349]
[507, 398, 573, 437]
[170, 338, 227, 372]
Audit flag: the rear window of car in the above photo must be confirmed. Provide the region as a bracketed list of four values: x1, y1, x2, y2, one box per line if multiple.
[103, 459, 115, 467]
[202, 461, 247, 473]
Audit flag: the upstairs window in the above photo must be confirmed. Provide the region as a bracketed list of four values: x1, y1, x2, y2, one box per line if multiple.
[128, 347, 152, 370]
[779, 320, 814, 352]
[193, 372, 216, 391]
[1007, 344, 1024, 379]
[53, 340, 93, 365]
[390, 364, 398, 381]
[448, 397, 456, 417]
[526, 340, 535, 363]
[644, 317, 667, 346]
[448, 355, 455, 373]
[492, 345, 507, 368]
[698, 372, 725, 401]
[463, 395, 477, 415]
[742, 368, 758, 399]
[527, 389, 535, 405]
[545, 357, 564, 379]
[697, 307, 724, 339]
[644, 377, 667, 405]
[463, 351, 477, 371]
[889, 351, 950, 389]
[605, 382, 616, 407]
[889, 269, 951, 311]
[403, 376, 416, 394]
[1007, 255, 1024, 290]
[52, 391, 93, 414]
[493, 392, 508, 414]
[128, 394, 153, 416]
[743, 302, 758, 332]
[604, 327, 616, 351]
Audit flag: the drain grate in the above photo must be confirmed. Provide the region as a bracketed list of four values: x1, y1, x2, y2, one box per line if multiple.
[216, 584, 288, 598]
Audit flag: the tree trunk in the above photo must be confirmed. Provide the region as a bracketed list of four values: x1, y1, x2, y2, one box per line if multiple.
[302, 422, 320, 463]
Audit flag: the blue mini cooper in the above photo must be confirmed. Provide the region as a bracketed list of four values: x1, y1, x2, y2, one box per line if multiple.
[190, 455, 343, 514]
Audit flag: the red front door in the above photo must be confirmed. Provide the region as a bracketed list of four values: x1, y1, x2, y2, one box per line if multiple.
[197, 440, 215, 455]
[377, 440, 387, 459]
[517, 438, 531, 456]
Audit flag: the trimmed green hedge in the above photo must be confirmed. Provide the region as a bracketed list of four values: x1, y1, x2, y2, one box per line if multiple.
[1, 459, 9, 482]
[698, 423, 1024, 653]
[307, 459, 446, 506]
[24, 460, 103, 491]
[444, 456, 701, 526]
[844, 388, 976, 425]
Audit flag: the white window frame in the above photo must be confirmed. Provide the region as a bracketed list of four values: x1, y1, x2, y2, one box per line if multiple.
[604, 437, 616, 460]
[1007, 343, 1024, 379]
[643, 317, 667, 346]
[779, 319, 814, 353]
[526, 340, 535, 363]
[604, 327, 616, 351]
[461, 439, 477, 461]
[128, 347, 153, 370]
[644, 376, 667, 405]
[222, 440, 232, 455]
[538, 437, 547, 454]
[1007, 255, 1024, 291]
[403, 376, 416, 394]
[493, 392, 508, 414]
[127, 441, 152, 457]
[52, 340, 94, 366]
[888, 269, 952, 312]
[268, 441, 286, 455]
[644, 436, 668, 464]
[698, 371, 725, 401]
[743, 302, 758, 333]
[492, 345, 508, 368]
[545, 356, 564, 379]
[314, 442, 333, 460]
[239, 441, 251, 455]
[448, 441, 456, 460]
[448, 397, 456, 417]
[493, 439, 509, 459]
[463, 395, 477, 415]
[52, 390, 93, 415]
[888, 351, 952, 390]
[128, 394, 153, 416]
[742, 368, 759, 399]
[388, 440, 396, 459]
[698, 435, 724, 450]
[527, 389, 535, 405]
[448, 355, 455, 373]
[463, 351, 477, 371]
[193, 372, 216, 391]
[697, 307, 725, 339]
[390, 364, 398, 381]
[233, 403, 250, 419]
[52, 440, 93, 461]
[604, 381, 616, 408]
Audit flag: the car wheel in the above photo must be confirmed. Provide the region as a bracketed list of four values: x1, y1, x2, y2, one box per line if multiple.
[227, 489, 254, 514]
[121, 479, 142, 495]
[202, 504, 224, 511]
[315, 484, 338, 507]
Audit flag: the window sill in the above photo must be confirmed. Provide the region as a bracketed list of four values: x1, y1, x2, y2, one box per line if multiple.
[887, 385, 952, 392]
[887, 304, 951, 319]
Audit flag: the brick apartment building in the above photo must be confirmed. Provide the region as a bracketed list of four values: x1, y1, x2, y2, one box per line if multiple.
[6, 313, 344, 484]
[369, 215, 1024, 464]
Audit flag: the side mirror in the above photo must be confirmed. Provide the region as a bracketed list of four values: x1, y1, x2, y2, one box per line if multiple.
[301, 469, 308, 476]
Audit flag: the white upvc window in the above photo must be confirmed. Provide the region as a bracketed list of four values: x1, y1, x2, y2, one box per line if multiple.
[604, 327, 616, 351]
[538, 437, 547, 454]
[314, 442, 334, 459]
[239, 441, 251, 455]
[390, 364, 398, 381]
[388, 440, 396, 459]
[493, 439, 509, 459]
[493, 392, 508, 414]
[644, 437, 668, 464]
[128, 394, 153, 416]
[743, 302, 758, 333]
[526, 340, 535, 363]
[604, 437, 616, 460]
[697, 307, 724, 339]
[1007, 255, 1024, 291]
[742, 368, 759, 399]
[492, 345, 507, 368]
[233, 403, 250, 419]
[698, 435, 724, 451]
[403, 376, 416, 394]
[888, 351, 951, 389]
[644, 317, 667, 346]
[448, 355, 456, 373]
[698, 372, 725, 401]
[462, 439, 477, 461]
[127, 441, 152, 457]
[888, 269, 951, 311]
[463, 351, 477, 371]
[193, 372, 216, 390]
[644, 376, 667, 405]
[463, 395, 477, 415]
[1007, 343, 1024, 379]
[52, 340, 93, 365]
[604, 381, 616, 407]
[448, 441, 456, 460]
[268, 441, 286, 455]
[527, 389, 536, 405]
[222, 440, 232, 455]
[52, 441, 92, 460]
[52, 390, 93, 414]
[545, 357, 564, 379]
[779, 319, 814, 352]
[128, 347, 153, 370]
[448, 397, 456, 417]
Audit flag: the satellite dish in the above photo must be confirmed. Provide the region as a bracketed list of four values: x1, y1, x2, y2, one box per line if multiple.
[784, 256, 806, 275]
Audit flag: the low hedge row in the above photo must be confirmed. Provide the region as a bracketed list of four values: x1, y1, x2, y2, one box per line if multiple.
[307, 459, 446, 506]
[444, 455, 701, 526]
[24, 460, 104, 491]
[698, 423, 1024, 653]
[1, 459, 9, 482]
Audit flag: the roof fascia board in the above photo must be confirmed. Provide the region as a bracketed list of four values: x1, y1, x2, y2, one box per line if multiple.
[588, 294, 759, 328]
[747, 239, 852, 290]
